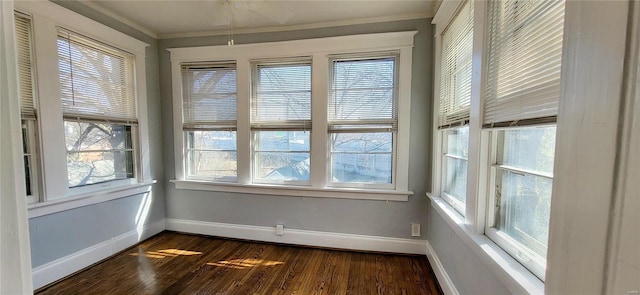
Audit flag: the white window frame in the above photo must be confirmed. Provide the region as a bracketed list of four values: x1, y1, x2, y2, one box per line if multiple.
[326, 53, 399, 190]
[440, 126, 468, 214]
[23, 119, 41, 204]
[181, 61, 239, 183]
[430, 0, 546, 293]
[14, 11, 41, 204]
[484, 126, 555, 281]
[433, 1, 629, 294]
[14, 1, 153, 218]
[250, 58, 313, 186]
[170, 32, 415, 201]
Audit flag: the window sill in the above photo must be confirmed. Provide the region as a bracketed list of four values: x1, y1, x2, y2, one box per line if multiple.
[426, 192, 545, 295]
[28, 181, 157, 218]
[171, 180, 412, 201]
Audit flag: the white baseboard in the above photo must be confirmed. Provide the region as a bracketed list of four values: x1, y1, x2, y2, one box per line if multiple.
[165, 218, 427, 255]
[426, 241, 459, 295]
[32, 219, 165, 291]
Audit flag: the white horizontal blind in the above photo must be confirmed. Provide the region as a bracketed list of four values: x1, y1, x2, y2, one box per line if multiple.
[57, 29, 136, 123]
[439, 0, 473, 128]
[15, 12, 36, 119]
[329, 53, 398, 132]
[251, 60, 311, 131]
[182, 62, 237, 130]
[484, 0, 565, 126]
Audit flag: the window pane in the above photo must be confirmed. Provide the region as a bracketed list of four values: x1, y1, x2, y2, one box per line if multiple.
[332, 133, 392, 153]
[254, 131, 310, 181]
[253, 63, 311, 122]
[445, 126, 468, 158]
[330, 57, 396, 121]
[443, 157, 467, 203]
[187, 151, 237, 179]
[331, 153, 392, 184]
[57, 31, 136, 120]
[256, 131, 310, 152]
[65, 121, 134, 187]
[439, 0, 473, 127]
[331, 132, 392, 184]
[67, 150, 134, 187]
[255, 152, 310, 181]
[497, 170, 553, 257]
[21, 122, 32, 196]
[502, 127, 556, 174]
[493, 126, 556, 262]
[24, 155, 32, 196]
[65, 121, 132, 152]
[186, 131, 237, 179]
[188, 131, 236, 151]
[182, 64, 237, 124]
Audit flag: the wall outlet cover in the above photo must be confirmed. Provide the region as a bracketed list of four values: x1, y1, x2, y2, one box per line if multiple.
[411, 223, 421, 237]
[276, 224, 284, 236]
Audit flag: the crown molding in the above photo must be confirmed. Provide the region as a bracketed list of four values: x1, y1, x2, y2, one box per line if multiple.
[158, 12, 433, 39]
[78, 0, 159, 39]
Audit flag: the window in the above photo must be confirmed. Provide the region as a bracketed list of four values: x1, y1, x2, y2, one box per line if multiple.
[15, 11, 39, 203]
[170, 32, 414, 200]
[437, 0, 473, 214]
[442, 126, 468, 214]
[57, 29, 138, 189]
[64, 122, 134, 187]
[181, 62, 238, 181]
[486, 126, 556, 280]
[251, 60, 311, 184]
[431, 0, 565, 286]
[14, 1, 149, 215]
[484, 0, 565, 125]
[439, 0, 473, 128]
[482, 0, 564, 280]
[328, 54, 398, 187]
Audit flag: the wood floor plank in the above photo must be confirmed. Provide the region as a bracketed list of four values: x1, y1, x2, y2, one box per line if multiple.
[35, 232, 443, 295]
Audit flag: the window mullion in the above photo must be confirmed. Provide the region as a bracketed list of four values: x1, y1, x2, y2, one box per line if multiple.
[32, 14, 69, 200]
[466, 0, 489, 233]
[236, 58, 252, 185]
[395, 47, 412, 192]
[311, 53, 329, 188]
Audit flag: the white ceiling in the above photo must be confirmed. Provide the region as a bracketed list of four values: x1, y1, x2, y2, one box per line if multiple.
[83, 0, 435, 38]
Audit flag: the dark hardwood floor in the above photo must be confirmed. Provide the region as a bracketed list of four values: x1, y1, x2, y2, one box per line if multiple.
[36, 232, 443, 295]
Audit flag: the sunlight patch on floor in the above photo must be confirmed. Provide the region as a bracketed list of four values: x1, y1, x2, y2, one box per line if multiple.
[207, 258, 284, 269]
[130, 248, 203, 259]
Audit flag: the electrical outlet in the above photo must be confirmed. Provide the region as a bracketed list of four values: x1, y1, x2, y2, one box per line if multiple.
[276, 224, 284, 236]
[411, 223, 421, 237]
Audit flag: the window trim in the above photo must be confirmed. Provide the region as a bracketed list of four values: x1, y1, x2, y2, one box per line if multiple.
[169, 31, 415, 201]
[171, 180, 410, 201]
[14, 11, 41, 204]
[250, 59, 313, 185]
[431, 0, 548, 293]
[327, 53, 399, 189]
[14, 1, 151, 210]
[180, 61, 239, 181]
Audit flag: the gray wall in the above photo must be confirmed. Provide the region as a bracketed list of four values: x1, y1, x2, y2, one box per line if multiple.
[29, 1, 165, 268]
[159, 19, 433, 239]
[427, 205, 511, 294]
